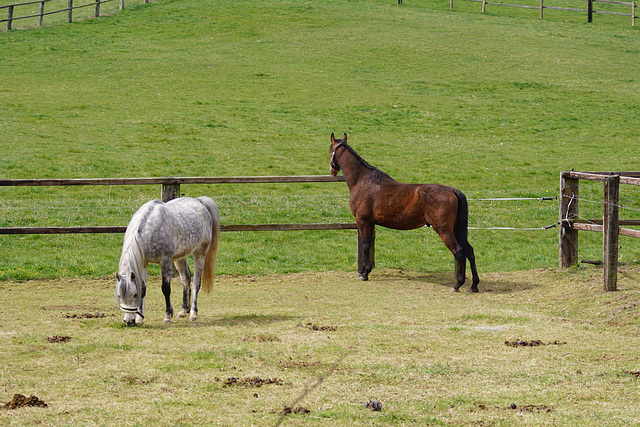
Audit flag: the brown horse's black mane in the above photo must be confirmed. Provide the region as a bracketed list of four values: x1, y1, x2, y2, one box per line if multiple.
[342, 143, 392, 182]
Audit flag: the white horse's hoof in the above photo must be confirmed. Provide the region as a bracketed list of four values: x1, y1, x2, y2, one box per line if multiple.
[177, 310, 187, 318]
[189, 314, 197, 322]
[163, 317, 172, 323]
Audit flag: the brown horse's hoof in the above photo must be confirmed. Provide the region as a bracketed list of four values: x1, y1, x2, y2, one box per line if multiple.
[358, 275, 369, 281]
[451, 287, 460, 292]
[471, 287, 479, 293]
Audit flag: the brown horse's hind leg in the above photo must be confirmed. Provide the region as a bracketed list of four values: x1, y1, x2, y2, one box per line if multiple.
[434, 229, 467, 292]
[466, 243, 480, 292]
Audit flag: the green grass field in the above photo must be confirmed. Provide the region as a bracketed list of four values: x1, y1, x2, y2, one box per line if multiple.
[1, 0, 639, 281]
[1, 2, 640, 425]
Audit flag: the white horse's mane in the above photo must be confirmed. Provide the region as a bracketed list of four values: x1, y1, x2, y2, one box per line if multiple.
[118, 203, 151, 296]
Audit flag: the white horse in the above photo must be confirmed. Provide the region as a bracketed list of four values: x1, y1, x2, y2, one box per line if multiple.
[116, 196, 220, 326]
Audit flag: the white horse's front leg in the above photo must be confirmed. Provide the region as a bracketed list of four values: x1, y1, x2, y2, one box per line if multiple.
[161, 260, 174, 323]
[136, 283, 146, 325]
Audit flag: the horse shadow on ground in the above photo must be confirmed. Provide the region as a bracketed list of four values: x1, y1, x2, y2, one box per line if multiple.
[372, 269, 541, 294]
[141, 314, 302, 329]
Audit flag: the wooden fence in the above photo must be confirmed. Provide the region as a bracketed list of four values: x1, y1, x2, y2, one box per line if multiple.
[0, 175, 384, 270]
[453, 0, 637, 26]
[0, 0, 146, 30]
[0, 175, 356, 234]
[559, 171, 640, 291]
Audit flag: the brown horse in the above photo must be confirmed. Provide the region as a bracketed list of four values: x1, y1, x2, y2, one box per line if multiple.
[329, 133, 479, 292]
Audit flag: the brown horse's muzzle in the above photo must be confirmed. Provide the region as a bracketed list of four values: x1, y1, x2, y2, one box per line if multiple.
[329, 143, 343, 176]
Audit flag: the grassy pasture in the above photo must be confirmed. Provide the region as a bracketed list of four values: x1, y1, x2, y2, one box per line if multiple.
[1, 0, 639, 280]
[1, 267, 639, 425]
[1, 1, 640, 425]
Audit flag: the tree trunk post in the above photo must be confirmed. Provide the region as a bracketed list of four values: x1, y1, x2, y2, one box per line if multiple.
[7, 5, 14, 31]
[603, 175, 619, 292]
[161, 183, 180, 202]
[38, 1, 45, 26]
[559, 174, 579, 267]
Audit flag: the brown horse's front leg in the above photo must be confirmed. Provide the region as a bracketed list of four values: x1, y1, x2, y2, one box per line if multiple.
[357, 222, 375, 281]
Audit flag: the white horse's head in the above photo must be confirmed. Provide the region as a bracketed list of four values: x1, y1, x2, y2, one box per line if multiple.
[115, 271, 144, 326]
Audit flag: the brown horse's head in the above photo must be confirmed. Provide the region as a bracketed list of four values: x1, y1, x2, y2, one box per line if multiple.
[329, 133, 347, 176]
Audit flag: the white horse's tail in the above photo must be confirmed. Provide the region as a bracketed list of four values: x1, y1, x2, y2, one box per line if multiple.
[198, 196, 220, 294]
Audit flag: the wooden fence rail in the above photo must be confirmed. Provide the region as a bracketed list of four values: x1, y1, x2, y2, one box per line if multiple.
[454, 0, 637, 26]
[0, 0, 147, 30]
[559, 171, 640, 292]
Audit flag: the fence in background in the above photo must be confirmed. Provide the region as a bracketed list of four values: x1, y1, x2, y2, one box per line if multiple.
[0, 175, 355, 234]
[0, 0, 147, 30]
[559, 171, 640, 292]
[0, 175, 385, 268]
[452, 0, 637, 26]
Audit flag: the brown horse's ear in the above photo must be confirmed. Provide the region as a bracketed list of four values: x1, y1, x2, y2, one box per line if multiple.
[342, 133, 347, 143]
[331, 133, 336, 144]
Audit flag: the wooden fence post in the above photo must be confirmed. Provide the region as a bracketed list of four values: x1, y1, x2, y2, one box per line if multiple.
[603, 175, 619, 291]
[95, 0, 100, 17]
[540, 0, 544, 18]
[559, 174, 579, 267]
[67, 0, 73, 23]
[588, 0, 593, 22]
[161, 183, 180, 202]
[119, 0, 124, 10]
[7, 5, 13, 30]
[38, 1, 45, 26]
[633, 1, 636, 26]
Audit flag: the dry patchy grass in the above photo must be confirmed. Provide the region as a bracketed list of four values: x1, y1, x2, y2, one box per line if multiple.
[1, 266, 639, 425]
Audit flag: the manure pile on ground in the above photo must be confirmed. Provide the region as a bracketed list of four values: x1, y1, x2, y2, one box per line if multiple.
[3, 394, 48, 409]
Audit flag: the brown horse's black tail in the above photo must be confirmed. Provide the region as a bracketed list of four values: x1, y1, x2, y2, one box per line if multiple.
[453, 188, 470, 255]
[454, 188, 480, 291]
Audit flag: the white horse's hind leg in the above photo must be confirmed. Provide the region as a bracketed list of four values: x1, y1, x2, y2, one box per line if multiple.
[174, 259, 191, 319]
[190, 252, 206, 322]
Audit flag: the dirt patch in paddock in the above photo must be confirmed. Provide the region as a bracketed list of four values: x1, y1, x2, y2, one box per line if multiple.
[282, 360, 322, 369]
[297, 322, 338, 332]
[47, 335, 71, 343]
[281, 406, 311, 415]
[504, 339, 566, 347]
[223, 377, 284, 388]
[365, 400, 383, 411]
[507, 403, 553, 413]
[65, 312, 107, 319]
[3, 394, 48, 409]
[475, 403, 553, 413]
